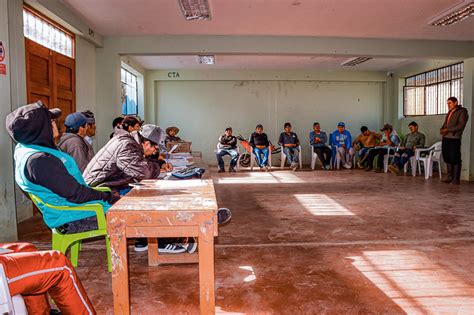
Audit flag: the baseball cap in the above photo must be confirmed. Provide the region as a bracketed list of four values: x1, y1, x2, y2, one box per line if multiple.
[140, 124, 165, 145]
[337, 122, 345, 127]
[380, 123, 393, 131]
[64, 112, 87, 130]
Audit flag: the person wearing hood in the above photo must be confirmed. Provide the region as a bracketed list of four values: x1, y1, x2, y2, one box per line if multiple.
[6, 101, 119, 234]
[58, 112, 95, 172]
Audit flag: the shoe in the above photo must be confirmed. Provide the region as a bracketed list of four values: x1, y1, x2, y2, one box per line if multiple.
[217, 208, 232, 225]
[291, 163, 298, 171]
[259, 166, 264, 172]
[388, 165, 399, 175]
[218, 168, 225, 173]
[158, 243, 187, 254]
[364, 167, 372, 172]
[442, 163, 454, 183]
[50, 309, 62, 315]
[181, 237, 198, 254]
[229, 167, 237, 173]
[264, 166, 270, 172]
[134, 238, 148, 252]
[374, 168, 383, 173]
[343, 163, 351, 169]
[324, 165, 331, 170]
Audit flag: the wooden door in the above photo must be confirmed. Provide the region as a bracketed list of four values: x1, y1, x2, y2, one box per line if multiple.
[25, 38, 75, 128]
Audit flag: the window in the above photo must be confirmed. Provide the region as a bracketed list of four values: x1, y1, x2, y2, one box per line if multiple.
[23, 7, 74, 58]
[403, 63, 463, 116]
[121, 68, 138, 115]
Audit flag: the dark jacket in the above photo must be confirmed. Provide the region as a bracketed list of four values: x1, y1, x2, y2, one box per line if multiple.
[58, 133, 95, 172]
[442, 106, 469, 139]
[249, 132, 270, 147]
[217, 134, 237, 150]
[5, 102, 118, 205]
[83, 129, 162, 188]
[279, 132, 300, 146]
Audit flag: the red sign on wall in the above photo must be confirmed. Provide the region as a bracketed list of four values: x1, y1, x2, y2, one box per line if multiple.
[0, 63, 6, 75]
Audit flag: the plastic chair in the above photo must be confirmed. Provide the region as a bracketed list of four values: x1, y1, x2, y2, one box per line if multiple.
[280, 145, 303, 169]
[403, 156, 418, 176]
[0, 263, 28, 314]
[416, 142, 442, 180]
[29, 187, 112, 272]
[383, 146, 398, 173]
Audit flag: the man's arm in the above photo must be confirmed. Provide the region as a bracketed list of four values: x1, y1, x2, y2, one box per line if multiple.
[65, 142, 89, 172]
[25, 153, 119, 205]
[116, 143, 161, 180]
[278, 133, 284, 146]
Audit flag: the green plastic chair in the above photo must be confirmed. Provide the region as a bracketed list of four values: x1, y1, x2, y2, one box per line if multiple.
[29, 187, 112, 272]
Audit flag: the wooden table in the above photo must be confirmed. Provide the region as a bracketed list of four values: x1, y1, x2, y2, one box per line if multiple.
[107, 172, 218, 314]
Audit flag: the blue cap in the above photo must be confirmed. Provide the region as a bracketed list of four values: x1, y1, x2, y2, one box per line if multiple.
[64, 112, 87, 130]
[337, 122, 345, 127]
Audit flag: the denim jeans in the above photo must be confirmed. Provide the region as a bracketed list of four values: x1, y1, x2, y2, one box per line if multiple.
[216, 149, 239, 169]
[253, 147, 269, 167]
[283, 147, 299, 165]
[392, 148, 415, 169]
[336, 147, 355, 166]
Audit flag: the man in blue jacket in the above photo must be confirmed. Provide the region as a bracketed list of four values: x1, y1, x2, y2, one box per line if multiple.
[331, 122, 355, 169]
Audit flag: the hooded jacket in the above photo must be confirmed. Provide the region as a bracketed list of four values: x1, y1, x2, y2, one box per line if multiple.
[331, 130, 353, 149]
[83, 128, 162, 188]
[5, 102, 118, 228]
[58, 132, 95, 172]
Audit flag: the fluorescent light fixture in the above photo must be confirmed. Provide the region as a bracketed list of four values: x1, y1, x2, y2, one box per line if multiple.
[429, 0, 474, 26]
[178, 0, 211, 21]
[341, 57, 373, 66]
[198, 55, 215, 65]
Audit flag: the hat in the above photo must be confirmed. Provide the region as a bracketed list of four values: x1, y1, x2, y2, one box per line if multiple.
[50, 108, 62, 119]
[166, 126, 179, 135]
[81, 110, 95, 124]
[140, 124, 165, 145]
[380, 123, 393, 131]
[337, 122, 345, 127]
[64, 112, 87, 130]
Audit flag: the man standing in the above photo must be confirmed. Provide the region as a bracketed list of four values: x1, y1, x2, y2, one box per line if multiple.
[440, 96, 469, 185]
[216, 127, 239, 173]
[388, 121, 425, 175]
[279, 122, 300, 171]
[310, 122, 331, 170]
[58, 112, 95, 172]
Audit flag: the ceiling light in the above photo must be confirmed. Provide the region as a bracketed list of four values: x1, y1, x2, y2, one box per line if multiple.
[198, 55, 215, 65]
[341, 57, 373, 66]
[178, 0, 211, 21]
[429, 1, 474, 26]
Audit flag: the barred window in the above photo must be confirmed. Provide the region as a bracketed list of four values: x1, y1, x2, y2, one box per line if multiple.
[403, 63, 463, 116]
[121, 68, 138, 116]
[23, 7, 74, 58]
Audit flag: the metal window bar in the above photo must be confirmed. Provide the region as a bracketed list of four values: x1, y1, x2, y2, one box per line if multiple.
[121, 68, 139, 116]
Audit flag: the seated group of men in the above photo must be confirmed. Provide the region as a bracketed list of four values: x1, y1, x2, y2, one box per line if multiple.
[1, 102, 230, 313]
[215, 121, 426, 174]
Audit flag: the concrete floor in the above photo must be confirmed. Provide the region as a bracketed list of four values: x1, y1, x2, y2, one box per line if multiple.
[18, 168, 474, 314]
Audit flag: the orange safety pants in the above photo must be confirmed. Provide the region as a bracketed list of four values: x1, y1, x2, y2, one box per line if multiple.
[0, 243, 95, 315]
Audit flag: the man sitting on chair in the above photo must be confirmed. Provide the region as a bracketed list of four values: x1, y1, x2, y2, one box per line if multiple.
[330, 122, 355, 169]
[310, 122, 331, 170]
[388, 121, 425, 175]
[0, 242, 95, 314]
[216, 127, 239, 173]
[249, 124, 271, 171]
[5, 102, 119, 235]
[279, 122, 300, 171]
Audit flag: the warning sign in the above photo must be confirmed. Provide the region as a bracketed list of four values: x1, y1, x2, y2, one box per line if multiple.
[0, 63, 6, 75]
[0, 41, 5, 62]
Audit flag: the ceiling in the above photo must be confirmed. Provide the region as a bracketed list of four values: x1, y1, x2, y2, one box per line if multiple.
[62, 0, 474, 41]
[130, 54, 425, 71]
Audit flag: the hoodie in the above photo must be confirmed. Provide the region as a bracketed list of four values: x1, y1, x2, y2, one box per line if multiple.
[330, 130, 353, 149]
[5, 102, 118, 213]
[58, 132, 95, 172]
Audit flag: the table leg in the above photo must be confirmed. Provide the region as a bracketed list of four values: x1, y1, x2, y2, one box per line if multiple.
[109, 221, 130, 315]
[198, 222, 215, 315]
[148, 238, 159, 266]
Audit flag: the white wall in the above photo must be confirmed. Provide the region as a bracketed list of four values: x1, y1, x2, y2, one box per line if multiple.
[156, 80, 384, 164]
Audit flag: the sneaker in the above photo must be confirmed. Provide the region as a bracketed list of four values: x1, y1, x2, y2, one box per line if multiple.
[181, 237, 198, 254]
[343, 163, 351, 169]
[324, 165, 331, 170]
[264, 166, 270, 172]
[291, 163, 298, 171]
[217, 208, 232, 225]
[388, 164, 399, 175]
[158, 243, 187, 254]
[134, 238, 148, 252]
[218, 168, 225, 173]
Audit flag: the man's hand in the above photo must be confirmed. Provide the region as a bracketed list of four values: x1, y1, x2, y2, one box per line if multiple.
[161, 163, 173, 171]
[315, 137, 321, 143]
[256, 145, 266, 149]
[440, 128, 448, 135]
[342, 144, 346, 149]
[285, 143, 297, 147]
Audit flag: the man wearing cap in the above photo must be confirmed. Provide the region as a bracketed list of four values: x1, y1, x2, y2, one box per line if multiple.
[440, 96, 469, 185]
[388, 121, 425, 175]
[81, 110, 96, 146]
[58, 112, 95, 172]
[165, 126, 183, 144]
[5, 101, 119, 234]
[83, 123, 172, 191]
[364, 124, 400, 172]
[330, 122, 355, 169]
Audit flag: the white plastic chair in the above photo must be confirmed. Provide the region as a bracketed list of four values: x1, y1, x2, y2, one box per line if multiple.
[383, 146, 398, 173]
[280, 145, 303, 169]
[0, 264, 28, 315]
[403, 156, 418, 176]
[310, 145, 318, 170]
[416, 142, 442, 180]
